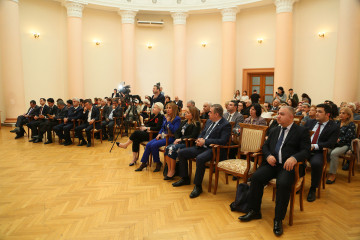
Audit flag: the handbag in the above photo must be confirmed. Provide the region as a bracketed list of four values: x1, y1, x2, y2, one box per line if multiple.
[229, 183, 250, 213]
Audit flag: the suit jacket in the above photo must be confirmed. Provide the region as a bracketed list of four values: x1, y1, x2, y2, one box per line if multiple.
[98, 105, 109, 120]
[82, 106, 100, 129]
[55, 107, 68, 120]
[113, 106, 124, 124]
[36, 105, 50, 117]
[25, 106, 40, 117]
[174, 100, 183, 110]
[46, 105, 59, 121]
[67, 106, 83, 121]
[199, 118, 231, 147]
[146, 114, 164, 132]
[112, 93, 120, 98]
[223, 111, 244, 133]
[263, 124, 310, 166]
[304, 119, 340, 151]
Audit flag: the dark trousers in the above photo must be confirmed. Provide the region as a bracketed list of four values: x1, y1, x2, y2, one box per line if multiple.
[27, 120, 45, 136]
[248, 164, 295, 220]
[15, 116, 28, 135]
[39, 121, 58, 141]
[178, 146, 213, 186]
[75, 123, 93, 142]
[102, 120, 115, 138]
[308, 152, 323, 189]
[129, 130, 150, 152]
[53, 123, 73, 142]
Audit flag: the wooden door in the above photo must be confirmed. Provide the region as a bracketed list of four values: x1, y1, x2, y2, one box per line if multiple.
[249, 74, 274, 104]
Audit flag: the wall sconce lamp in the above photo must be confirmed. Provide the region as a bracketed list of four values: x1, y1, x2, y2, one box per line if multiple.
[146, 42, 153, 49]
[33, 32, 40, 39]
[318, 32, 325, 38]
[201, 41, 207, 47]
[257, 38, 263, 44]
[93, 40, 101, 46]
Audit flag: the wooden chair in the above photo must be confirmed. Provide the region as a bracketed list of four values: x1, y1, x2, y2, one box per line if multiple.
[139, 129, 159, 167]
[200, 119, 207, 131]
[26, 116, 34, 138]
[86, 109, 103, 147]
[354, 120, 360, 138]
[213, 123, 268, 195]
[268, 162, 306, 226]
[293, 115, 304, 125]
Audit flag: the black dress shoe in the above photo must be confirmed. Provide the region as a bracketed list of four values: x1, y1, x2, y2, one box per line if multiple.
[10, 127, 20, 133]
[29, 139, 35, 142]
[64, 141, 73, 146]
[307, 188, 316, 202]
[135, 163, 147, 171]
[129, 161, 137, 166]
[77, 140, 87, 146]
[44, 140, 53, 144]
[116, 142, 120, 147]
[153, 162, 163, 172]
[342, 162, 349, 170]
[33, 138, 42, 143]
[172, 178, 190, 187]
[273, 219, 283, 236]
[238, 210, 262, 222]
[190, 185, 203, 198]
[15, 135, 24, 139]
[87, 142, 92, 147]
[326, 178, 336, 184]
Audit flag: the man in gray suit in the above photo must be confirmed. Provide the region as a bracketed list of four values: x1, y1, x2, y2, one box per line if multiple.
[223, 100, 244, 133]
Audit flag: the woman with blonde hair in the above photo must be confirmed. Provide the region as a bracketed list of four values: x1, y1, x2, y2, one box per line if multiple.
[163, 106, 201, 180]
[135, 102, 181, 172]
[327, 107, 356, 184]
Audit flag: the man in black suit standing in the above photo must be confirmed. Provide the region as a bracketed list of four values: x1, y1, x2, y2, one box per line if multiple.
[151, 85, 165, 107]
[239, 106, 311, 236]
[172, 104, 232, 198]
[74, 99, 100, 147]
[27, 98, 50, 142]
[11, 100, 39, 139]
[304, 103, 339, 202]
[111, 89, 120, 98]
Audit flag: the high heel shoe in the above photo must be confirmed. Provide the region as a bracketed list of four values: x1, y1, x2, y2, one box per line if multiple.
[326, 178, 336, 184]
[153, 162, 163, 172]
[129, 160, 137, 166]
[163, 175, 175, 180]
[135, 162, 147, 171]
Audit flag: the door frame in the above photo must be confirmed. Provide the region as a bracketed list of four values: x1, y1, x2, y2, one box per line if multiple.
[242, 68, 275, 102]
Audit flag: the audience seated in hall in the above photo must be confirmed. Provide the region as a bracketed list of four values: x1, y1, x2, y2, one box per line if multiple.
[347, 102, 360, 120]
[200, 101, 211, 120]
[27, 98, 50, 142]
[10, 100, 39, 139]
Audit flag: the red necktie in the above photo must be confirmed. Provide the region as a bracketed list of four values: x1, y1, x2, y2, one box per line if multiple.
[311, 123, 322, 144]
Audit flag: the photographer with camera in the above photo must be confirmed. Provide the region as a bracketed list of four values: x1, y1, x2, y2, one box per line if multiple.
[122, 99, 141, 137]
[274, 86, 287, 103]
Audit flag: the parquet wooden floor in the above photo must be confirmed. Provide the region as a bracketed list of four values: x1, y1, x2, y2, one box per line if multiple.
[0, 126, 359, 240]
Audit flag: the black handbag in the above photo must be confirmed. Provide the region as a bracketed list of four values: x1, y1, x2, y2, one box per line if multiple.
[229, 183, 250, 213]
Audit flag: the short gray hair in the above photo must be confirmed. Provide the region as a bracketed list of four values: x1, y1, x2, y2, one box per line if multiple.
[211, 104, 223, 116]
[57, 100, 65, 106]
[280, 106, 295, 116]
[72, 98, 80, 102]
[187, 100, 195, 106]
[203, 101, 212, 106]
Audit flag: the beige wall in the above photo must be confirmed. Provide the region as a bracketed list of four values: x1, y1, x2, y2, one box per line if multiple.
[2, 0, 358, 123]
[19, 0, 67, 105]
[236, 5, 276, 92]
[135, 14, 174, 98]
[83, 8, 122, 100]
[293, 0, 339, 105]
[187, 13, 222, 106]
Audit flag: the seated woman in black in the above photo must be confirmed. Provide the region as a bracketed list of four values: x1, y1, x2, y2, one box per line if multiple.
[117, 102, 164, 166]
[163, 106, 201, 180]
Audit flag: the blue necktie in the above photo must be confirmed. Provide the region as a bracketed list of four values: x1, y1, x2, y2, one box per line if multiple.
[275, 127, 287, 160]
[204, 122, 215, 139]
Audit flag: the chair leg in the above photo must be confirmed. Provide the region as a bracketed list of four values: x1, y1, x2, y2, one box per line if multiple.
[213, 169, 219, 195]
[100, 131, 103, 144]
[208, 165, 213, 193]
[225, 173, 229, 184]
[188, 160, 192, 182]
[272, 187, 276, 201]
[289, 186, 295, 226]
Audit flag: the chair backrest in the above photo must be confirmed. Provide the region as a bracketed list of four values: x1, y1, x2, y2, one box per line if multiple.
[200, 119, 207, 131]
[265, 118, 273, 126]
[293, 115, 304, 125]
[238, 123, 268, 153]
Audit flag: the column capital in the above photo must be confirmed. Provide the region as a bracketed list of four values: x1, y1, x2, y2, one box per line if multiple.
[274, 0, 298, 14]
[65, 1, 86, 18]
[118, 10, 138, 24]
[171, 12, 188, 25]
[220, 7, 239, 22]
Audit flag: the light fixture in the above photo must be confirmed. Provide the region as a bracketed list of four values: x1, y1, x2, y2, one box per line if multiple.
[201, 41, 207, 47]
[146, 42, 153, 49]
[318, 32, 325, 38]
[33, 32, 40, 39]
[93, 40, 101, 46]
[257, 38, 263, 44]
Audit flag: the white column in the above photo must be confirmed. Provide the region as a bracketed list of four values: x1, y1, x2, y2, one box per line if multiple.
[274, 0, 297, 93]
[171, 12, 188, 102]
[118, 10, 137, 92]
[0, 0, 25, 123]
[220, 7, 238, 105]
[65, 1, 86, 98]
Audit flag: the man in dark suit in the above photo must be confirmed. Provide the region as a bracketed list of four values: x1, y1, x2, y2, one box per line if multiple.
[53, 98, 83, 146]
[27, 98, 50, 142]
[200, 102, 211, 120]
[223, 100, 244, 133]
[33, 98, 58, 143]
[174, 96, 183, 111]
[172, 104, 232, 198]
[151, 85, 165, 107]
[304, 103, 339, 202]
[74, 99, 100, 147]
[239, 106, 311, 236]
[11, 100, 39, 139]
